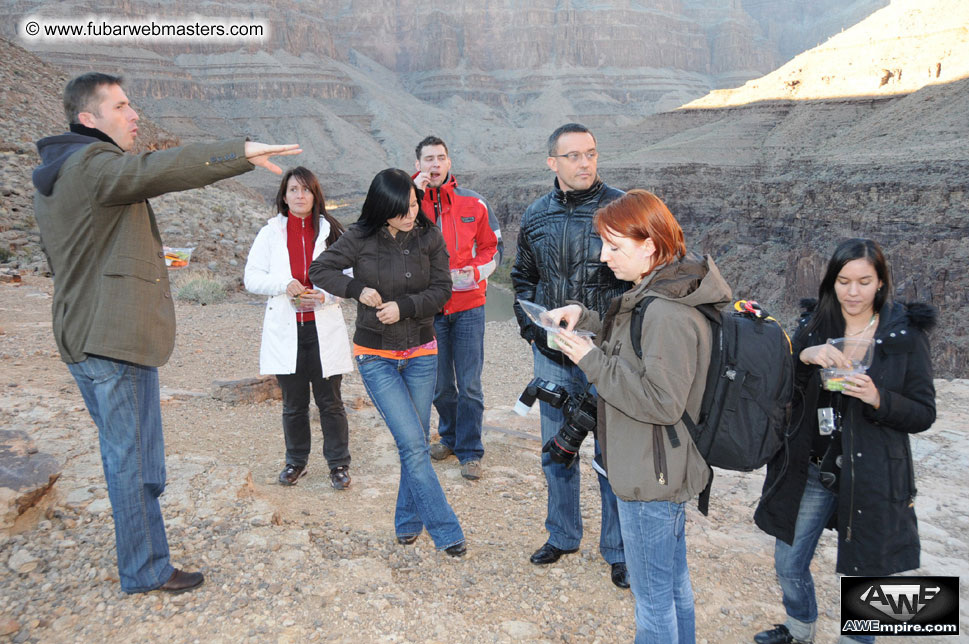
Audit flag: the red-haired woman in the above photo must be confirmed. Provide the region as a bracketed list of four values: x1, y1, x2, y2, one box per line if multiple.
[547, 189, 732, 644]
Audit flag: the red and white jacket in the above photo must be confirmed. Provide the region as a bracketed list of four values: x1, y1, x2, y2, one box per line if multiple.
[417, 173, 502, 315]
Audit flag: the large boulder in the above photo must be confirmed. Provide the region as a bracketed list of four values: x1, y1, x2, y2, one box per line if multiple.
[0, 429, 60, 532]
[211, 375, 281, 405]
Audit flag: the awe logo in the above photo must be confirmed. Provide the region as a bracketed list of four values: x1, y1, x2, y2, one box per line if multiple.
[842, 576, 959, 636]
[858, 583, 940, 621]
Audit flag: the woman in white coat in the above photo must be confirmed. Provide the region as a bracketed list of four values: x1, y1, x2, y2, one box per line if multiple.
[244, 166, 355, 489]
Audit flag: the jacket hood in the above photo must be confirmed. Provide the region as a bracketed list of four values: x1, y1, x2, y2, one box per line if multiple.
[637, 252, 732, 310]
[799, 297, 937, 332]
[904, 302, 937, 331]
[33, 133, 100, 196]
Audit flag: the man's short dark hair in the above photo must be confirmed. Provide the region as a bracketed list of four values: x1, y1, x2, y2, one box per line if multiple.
[415, 135, 448, 160]
[547, 123, 595, 157]
[64, 72, 123, 125]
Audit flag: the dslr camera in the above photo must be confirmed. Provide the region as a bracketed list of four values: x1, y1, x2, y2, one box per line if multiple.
[515, 377, 598, 468]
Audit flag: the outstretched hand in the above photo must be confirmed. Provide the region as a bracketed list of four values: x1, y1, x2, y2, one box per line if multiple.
[244, 142, 302, 174]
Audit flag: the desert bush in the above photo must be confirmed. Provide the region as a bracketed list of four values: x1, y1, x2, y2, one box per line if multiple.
[172, 269, 228, 305]
[176, 278, 226, 305]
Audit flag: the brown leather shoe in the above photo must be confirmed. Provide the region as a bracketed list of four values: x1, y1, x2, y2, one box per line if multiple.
[278, 464, 307, 486]
[330, 465, 351, 490]
[158, 568, 204, 593]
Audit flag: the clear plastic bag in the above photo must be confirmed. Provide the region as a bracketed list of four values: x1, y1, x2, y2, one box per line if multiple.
[517, 298, 595, 349]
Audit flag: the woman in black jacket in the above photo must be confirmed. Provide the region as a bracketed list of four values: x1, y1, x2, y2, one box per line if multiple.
[309, 169, 466, 557]
[752, 239, 936, 644]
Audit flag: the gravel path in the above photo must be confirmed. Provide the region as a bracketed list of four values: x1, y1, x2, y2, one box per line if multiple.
[1, 277, 965, 643]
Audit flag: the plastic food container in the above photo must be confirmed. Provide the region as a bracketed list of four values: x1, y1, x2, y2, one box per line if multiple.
[290, 290, 326, 313]
[163, 246, 194, 269]
[820, 337, 874, 391]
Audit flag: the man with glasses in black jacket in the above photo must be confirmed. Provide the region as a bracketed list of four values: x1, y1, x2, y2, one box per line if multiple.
[511, 123, 629, 589]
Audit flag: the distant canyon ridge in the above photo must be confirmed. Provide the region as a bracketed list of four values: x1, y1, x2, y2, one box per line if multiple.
[3, 0, 889, 196]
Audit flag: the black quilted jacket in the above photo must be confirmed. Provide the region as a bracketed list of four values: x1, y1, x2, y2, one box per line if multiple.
[511, 177, 630, 362]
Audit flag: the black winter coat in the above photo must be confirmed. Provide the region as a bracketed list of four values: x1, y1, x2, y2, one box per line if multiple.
[511, 177, 630, 362]
[309, 221, 451, 351]
[754, 299, 937, 576]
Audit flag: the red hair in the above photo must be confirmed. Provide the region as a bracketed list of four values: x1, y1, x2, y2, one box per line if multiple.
[594, 189, 686, 272]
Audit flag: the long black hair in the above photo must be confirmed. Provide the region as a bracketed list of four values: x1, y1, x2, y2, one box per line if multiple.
[804, 238, 892, 340]
[274, 166, 345, 247]
[355, 168, 432, 237]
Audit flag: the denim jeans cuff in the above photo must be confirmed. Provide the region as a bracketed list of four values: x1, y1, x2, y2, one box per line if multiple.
[784, 616, 816, 643]
[599, 547, 625, 565]
[549, 538, 581, 551]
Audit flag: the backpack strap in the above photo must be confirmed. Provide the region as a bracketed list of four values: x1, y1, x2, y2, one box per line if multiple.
[629, 296, 656, 359]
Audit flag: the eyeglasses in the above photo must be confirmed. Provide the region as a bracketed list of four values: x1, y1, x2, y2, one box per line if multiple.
[550, 150, 598, 162]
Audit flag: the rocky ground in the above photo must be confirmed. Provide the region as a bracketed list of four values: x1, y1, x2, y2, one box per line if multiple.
[1, 276, 967, 643]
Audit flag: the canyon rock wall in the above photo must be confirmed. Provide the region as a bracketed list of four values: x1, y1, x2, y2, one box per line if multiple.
[3, 0, 884, 197]
[472, 68, 969, 377]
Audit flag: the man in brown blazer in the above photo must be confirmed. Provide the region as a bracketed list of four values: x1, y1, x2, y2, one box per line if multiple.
[32, 72, 300, 594]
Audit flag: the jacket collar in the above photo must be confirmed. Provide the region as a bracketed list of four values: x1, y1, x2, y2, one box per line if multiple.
[69, 123, 122, 149]
[418, 173, 456, 221]
[553, 176, 604, 206]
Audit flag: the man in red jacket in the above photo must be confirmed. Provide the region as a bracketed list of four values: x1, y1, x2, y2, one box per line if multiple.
[414, 136, 502, 480]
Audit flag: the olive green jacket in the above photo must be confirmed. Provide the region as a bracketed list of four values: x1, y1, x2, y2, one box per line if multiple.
[575, 254, 732, 503]
[33, 135, 252, 366]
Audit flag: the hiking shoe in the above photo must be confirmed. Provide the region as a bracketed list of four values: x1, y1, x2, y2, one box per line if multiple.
[444, 542, 467, 557]
[330, 466, 351, 490]
[753, 624, 812, 644]
[278, 464, 307, 486]
[429, 442, 454, 461]
[460, 460, 482, 480]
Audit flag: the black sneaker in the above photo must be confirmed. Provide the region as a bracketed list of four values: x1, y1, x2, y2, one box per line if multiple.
[278, 464, 307, 486]
[444, 542, 467, 557]
[330, 465, 351, 490]
[753, 624, 811, 644]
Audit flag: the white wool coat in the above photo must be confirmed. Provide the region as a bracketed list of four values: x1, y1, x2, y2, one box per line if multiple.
[244, 213, 353, 376]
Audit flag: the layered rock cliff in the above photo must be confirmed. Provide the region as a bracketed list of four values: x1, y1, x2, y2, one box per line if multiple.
[474, 0, 969, 376]
[3, 0, 885, 196]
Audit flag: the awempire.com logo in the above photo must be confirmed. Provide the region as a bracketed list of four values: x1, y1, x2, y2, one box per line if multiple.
[841, 576, 959, 636]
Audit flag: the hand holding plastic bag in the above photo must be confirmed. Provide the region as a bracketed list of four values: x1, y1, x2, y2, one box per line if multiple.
[450, 266, 478, 291]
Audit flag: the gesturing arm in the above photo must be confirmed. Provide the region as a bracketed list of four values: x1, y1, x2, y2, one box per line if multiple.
[88, 140, 300, 206]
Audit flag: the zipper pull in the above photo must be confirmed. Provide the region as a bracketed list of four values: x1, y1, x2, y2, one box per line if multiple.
[846, 525, 852, 542]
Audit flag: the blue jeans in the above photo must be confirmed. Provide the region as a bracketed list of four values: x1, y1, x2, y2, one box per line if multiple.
[774, 463, 874, 643]
[617, 499, 695, 644]
[356, 353, 465, 550]
[433, 306, 485, 463]
[532, 345, 624, 564]
[67, 355, 174, 593]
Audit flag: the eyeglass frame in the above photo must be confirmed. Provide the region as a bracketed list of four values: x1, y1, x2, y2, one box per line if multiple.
[549, 150, 598, 163]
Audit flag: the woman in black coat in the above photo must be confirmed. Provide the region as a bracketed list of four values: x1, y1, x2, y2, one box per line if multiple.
[752, 239, 936, 644]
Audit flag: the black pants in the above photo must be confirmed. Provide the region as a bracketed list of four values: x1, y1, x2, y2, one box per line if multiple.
[276, 321, 350, 470]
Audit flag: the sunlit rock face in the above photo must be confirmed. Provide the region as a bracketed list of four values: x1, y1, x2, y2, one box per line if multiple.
[469, 0, 969, 376]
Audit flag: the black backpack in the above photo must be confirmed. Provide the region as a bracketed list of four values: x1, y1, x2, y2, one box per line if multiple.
[630, 297, 793, 477]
